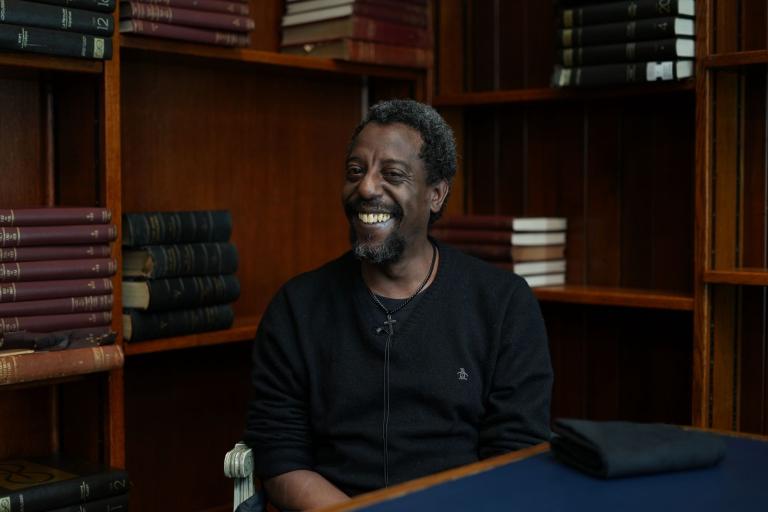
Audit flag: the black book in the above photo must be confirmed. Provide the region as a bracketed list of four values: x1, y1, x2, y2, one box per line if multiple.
[557, 37, 694, 66]
[122, 274, 241, 311]
[28, 0, 116, 14]
[123, 304, 235, 341]
[122, 242, 239, 279]
[552, 59, 694, 87]
[558, 0, 695, 27]
[557, 16, 695, 47]
[0, 23, 111, 59]
[47, 493, 129, 511]
[0, 455, 129, 512]
[122, 210, 232, 247]
[0, 0, 114, 36]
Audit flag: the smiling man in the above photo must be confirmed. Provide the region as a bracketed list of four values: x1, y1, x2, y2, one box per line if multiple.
[244, 100, 553, 511]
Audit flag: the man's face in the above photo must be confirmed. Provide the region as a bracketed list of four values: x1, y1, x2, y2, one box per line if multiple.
[342, 122, 439, 264]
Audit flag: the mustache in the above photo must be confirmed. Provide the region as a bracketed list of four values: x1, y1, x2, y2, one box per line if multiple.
[344, 199, 403, 219]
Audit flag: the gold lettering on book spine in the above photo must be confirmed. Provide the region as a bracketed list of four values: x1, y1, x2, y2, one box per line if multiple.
[628, 2, 638, 18]
[0, 283, 16, 302]
[0, 357, 18, 385]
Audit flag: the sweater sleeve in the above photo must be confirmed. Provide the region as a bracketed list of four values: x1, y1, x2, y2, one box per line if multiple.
[243, 287, 315, 479]
[478, 278, 553, 458]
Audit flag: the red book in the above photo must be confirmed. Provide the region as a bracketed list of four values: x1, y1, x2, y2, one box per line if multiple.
[119, 18, 251, 46]
[281, 15, 430, 48]
[283, 0, 428, 28]
[435, 215, 567, 232]
[0, 345, 123, 385]
[0, 258, 117, 282]
[0, 245, 112, 263]
[0, 295, 113, 317]
[449, 243, 567, 262]
[281, 38, 431, 68]
[0, 278, 113, 303]
[0, 225, 117, 247]
[134, 0, 250, 15]
[0, 207, 112, 226]
[122, 1, 255, 32]
[0, 311, 112, 334]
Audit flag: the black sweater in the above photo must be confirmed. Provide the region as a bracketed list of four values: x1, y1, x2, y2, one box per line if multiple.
[244, 242, 553, 496]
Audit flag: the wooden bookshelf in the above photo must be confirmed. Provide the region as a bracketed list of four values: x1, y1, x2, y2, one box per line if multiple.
[0, 51, 103, 74]
[704, 269, 768, 287]
[533, 286, 694, 311]
[124, 316, 260, 356]
[704, 50, 768, 69]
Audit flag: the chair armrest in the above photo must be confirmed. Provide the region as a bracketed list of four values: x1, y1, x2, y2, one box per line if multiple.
[224, 442, 255, 511]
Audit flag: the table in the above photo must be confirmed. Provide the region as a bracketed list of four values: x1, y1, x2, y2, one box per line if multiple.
[321, 433, 768, 511]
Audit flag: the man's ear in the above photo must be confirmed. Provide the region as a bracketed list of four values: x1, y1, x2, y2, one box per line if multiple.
[430, 180, 450, 214]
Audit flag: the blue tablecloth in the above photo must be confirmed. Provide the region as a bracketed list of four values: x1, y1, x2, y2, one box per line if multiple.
[362, 436, 768, 511]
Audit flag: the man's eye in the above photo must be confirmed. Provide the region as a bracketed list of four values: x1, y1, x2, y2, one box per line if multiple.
[346, 167, 363, 178]
[383, 171, 405, 183]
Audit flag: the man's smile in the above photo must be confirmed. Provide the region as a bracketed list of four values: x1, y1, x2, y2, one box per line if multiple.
[357, 212, 392, 224]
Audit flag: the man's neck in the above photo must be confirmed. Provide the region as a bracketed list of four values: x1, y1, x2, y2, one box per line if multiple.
[361, 238, 437, 299]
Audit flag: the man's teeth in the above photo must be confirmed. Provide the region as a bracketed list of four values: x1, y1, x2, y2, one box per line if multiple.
[358, 213, 392, 224]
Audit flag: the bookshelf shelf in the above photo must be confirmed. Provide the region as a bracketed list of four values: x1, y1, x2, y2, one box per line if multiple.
[432, 81, 694, 107]
[123, 315, 261, 357]
[533, 285, 694, 311]
[0, 51, 103, 74]
[704, 50, 768, 69]
[119, 36, 425, 80]
[704, 269, 768, 286]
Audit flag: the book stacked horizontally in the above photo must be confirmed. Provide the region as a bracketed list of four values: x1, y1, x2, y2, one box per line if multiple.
[0, 0, 115, 60]
[279, 0, 431, 68]
[122, 210, 240, 342]
[0, 454, 129, 511]
[119, 0, 254, 47]
[0, 207, 121, 385]
[552, 0, 696, 87]
[430, 215, 568, 288]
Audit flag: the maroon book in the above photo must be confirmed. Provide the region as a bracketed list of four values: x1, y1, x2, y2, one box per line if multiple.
[281, 15, 430, 48]
[0, 311, 112, 334]
[448, 243, 567, 262]
[0, 207, 112, 227]
[0, 225, 117, 247]
[0, 258, 116, 283]
[135, 0, 250, 15]
[120, 19, 251, 46]
[0, 245, 112, 263]
[430, 228, 516, 245]
[281, 39, 431, 68]
[123, 1, 255, 32]
[0, 295, 113, 317]
[0, 278, 113, 303]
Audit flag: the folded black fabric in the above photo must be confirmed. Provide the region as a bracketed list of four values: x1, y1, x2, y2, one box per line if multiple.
[551, 418, 726, 478]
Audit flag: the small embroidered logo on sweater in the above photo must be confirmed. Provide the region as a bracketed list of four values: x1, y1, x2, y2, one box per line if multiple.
[457, 368, 469, 381]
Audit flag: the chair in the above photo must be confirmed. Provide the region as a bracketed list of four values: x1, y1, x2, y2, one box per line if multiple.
[224, 442, 264, 512]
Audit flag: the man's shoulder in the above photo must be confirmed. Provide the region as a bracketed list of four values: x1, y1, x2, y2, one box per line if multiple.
[282, 251, 356, 295]
[440, 242, 527, 291]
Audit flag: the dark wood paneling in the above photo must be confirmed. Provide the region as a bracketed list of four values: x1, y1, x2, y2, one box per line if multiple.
[738, 286, 767, 434]
[525, 0, 554, 88]
[467, 0, 497, 91]
[495, 107, 525, 215]
[544, 303, 586, 419]
[0, 386, 55, 458]
[125, 343, 252, 512]
[464, 108, 498, 214]
[741, 0, 768, 51]
[59, 377, 105, 462]
[248, 0, 282, 51]
[497, 0, 526, 90]
[742, 70, 767, 268]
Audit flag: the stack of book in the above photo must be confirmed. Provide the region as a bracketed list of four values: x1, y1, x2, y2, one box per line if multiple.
[0, 454, 129, 511]
[430, 215, 568, 288]
[119, 0, 254, 47]
[121, 210, 240, 343]
[0, 207, 118, 350]
[279, 0, 431, 68]
[552, 0, 696, 87]
[0, 0, 115, 60]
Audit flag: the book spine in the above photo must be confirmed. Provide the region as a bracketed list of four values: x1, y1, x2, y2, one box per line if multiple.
[0, 225, 117, 247]
[125, 304, 234, 341]
[0, 207, 111, 227]
[119, 18, 250, 45]
[128, 0, 249, 15]
[430, 228, 513, 245]
[25, 0, 117, 13]
[0, 311, 112, 334]
[122, 1, 255, 32]
[0, 326, 115, 351]
[0, 294, 113, 316]
[121, 210, 232, 246]
[45, 493, 130, 512]
[0, 258, 117, 282]
[353, 2, 428, 27]
[0, 278, 113, 303]
[0, 345, 123, 386]
[447, 243, 514, 261]
[0, 0, 114, 36]
[557, 38, 692, 66]
[559, 0, 693, 27]
[141, 274, 240, 311]
[434, 216, 516, 230]
[0, 23, 112, 59]
[346, 39, 430, 68]
[351, 16, 429, 47]
[0, 245, 112, 262]
[558, 16, 686, 47]
[140, 243, 238, 278]
[553, 61, 687, 87]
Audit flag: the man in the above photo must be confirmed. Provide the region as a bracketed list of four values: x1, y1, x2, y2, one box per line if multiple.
[244, 99, 552, 511]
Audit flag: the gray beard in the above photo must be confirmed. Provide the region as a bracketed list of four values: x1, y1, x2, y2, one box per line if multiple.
[350, 227, 406, 265]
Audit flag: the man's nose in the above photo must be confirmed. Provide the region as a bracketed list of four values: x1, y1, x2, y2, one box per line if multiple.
[358, 171, 382, 198]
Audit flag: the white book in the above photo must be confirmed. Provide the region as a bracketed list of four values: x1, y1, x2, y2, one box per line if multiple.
[523, 273, 566, 288]
[511, 232, 566, 246]
[514, 259, 566, 276]
[282, 5, 354, 26]
[287, 0, 355, 15]
[513, 217, 567, 232]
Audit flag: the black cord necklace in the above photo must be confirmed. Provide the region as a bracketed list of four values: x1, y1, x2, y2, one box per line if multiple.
[367, 241, 438, 336]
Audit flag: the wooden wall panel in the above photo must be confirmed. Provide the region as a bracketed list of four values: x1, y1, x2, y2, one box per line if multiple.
[497, 0, 526, 90]
[738, 287, 766, 434]
[740, 0, 768, 51]
[120, 58, 361, 318]
[496, 108, 525, 215]
[544, 303, 586, 419]
[464, 108, 497, 214]
[0, 387, 55, 458]
[525, 0, 555, 88]
[742, 70, 767, 268]
[467, 0, 497, 91]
